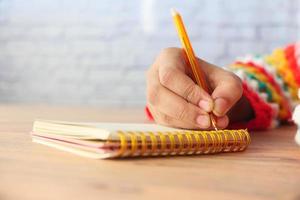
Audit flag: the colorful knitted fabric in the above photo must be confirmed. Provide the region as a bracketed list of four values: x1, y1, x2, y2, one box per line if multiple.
[230, 43, 300, 130]
[145, 43, 300, 130]
[228, 83, 276, 130]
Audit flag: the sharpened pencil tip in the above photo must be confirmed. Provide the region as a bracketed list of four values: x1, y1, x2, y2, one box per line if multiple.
[170, 8, 178, 16]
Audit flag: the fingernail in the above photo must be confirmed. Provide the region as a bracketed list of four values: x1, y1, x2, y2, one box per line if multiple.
[216, 115, 229, 129]
[199, 100, 213, 112]
[196, 114, 210, 128]
[213, 98, 228, 117]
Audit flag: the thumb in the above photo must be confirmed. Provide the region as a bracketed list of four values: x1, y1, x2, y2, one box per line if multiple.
[196, 58, 243, 117]
[211, 74, 243, 117]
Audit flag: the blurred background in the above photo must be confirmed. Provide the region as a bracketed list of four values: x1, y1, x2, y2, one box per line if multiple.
[0, 0, 299, 107]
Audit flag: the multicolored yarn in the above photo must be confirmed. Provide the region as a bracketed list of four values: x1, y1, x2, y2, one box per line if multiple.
[228, 83, 276, 130]
[265, 48, 299, 100]
[230, 43, 300, 129]
[236, 55, 295, 110]
[231, 60, 291, 121]
[230, 66, 280, 129]
[285, 44, 300, 86]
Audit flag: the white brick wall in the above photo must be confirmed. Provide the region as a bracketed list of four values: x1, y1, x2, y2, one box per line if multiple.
[0, 0, 299, 106]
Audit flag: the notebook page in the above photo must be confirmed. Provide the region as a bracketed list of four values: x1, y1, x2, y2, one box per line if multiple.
[33, 120, 182, 139]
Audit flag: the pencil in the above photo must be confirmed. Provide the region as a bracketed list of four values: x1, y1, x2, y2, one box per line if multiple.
[171, 8, 218, 130]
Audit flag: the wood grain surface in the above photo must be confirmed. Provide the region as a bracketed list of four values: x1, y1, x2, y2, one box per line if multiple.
[0, 105, 299, 200]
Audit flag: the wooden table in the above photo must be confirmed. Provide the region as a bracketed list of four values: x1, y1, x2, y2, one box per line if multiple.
[0, 105, 299, 200]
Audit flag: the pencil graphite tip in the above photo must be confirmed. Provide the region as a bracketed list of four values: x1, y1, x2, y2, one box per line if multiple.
[171, 8, 178, 16]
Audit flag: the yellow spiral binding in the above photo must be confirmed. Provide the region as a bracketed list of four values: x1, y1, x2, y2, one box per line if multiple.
[158, 132, 167, 155]
[192, 131, 201, 154]
[167, 131, 175, 155]
[138, 131, 147, 156]
[176, 132, 183, 155]
[148, 132, 157, 155]
[185, 131, 193, 154]
[113, 129, 250, 158]
[200, 131, 210, 154]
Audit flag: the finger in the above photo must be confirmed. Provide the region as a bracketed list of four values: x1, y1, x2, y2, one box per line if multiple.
[211, 76, 243, 117]
[149, 103, 227, 130]
[196, 59, 243, 117]
[148, 104, 203, 129]
[147, 82, 211, 129]
[159, 66, 213, 112]
[147, 59, 211, 129]
[215, 115, 229, 129]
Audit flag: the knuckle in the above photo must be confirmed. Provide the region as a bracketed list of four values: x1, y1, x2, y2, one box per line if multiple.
[157, 47, 183, 64]
[160, 114, 172, 125]
[227, 71, 242, 84]
[183, 83, 199, 103]
[153, 112, 172, 126]
[227, 72, 243, 98]
[236, 84, 243, 98]
[177, 104, 189, 121]
[159, 47, 180, 56]
[232, 72, 243, 85]
[159, 68, 174, 86]
[232, 78, 243, 97]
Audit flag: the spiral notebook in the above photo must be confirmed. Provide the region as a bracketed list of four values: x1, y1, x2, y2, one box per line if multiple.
[31, 120, 251, 159]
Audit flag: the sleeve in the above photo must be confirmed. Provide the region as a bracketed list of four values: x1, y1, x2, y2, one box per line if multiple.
[145, 106, 154, 121]
[228, 82, 278, 130]
[229, 43, 300, 130]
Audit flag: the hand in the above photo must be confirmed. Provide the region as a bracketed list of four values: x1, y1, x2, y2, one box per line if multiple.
[146, 47, 252, 130]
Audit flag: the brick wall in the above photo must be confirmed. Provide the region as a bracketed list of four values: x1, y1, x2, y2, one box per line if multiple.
[0, 0, 299, 106]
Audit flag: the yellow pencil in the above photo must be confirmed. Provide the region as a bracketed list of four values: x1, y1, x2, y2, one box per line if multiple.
[171, 8, 218, 130]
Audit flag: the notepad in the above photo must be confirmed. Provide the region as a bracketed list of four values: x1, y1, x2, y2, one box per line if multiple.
[31, 120, 250, 159]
